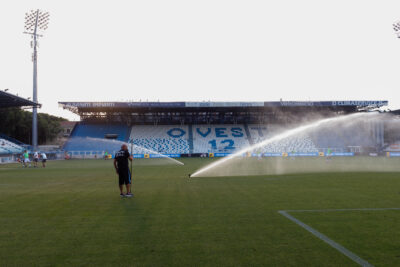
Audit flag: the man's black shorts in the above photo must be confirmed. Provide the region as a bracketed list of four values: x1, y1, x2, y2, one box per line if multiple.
[118, 169, 131, 185]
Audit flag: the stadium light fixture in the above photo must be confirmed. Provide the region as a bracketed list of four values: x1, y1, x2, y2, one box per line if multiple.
[393, 20, 400, 38]
[23, 10, 50, 151]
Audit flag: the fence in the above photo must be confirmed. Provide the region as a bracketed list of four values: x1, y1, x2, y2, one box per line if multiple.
[0, 151, 65, 164]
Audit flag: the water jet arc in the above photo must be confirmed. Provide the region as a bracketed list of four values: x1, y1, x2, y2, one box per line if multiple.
[191, 113, 373, 177]
[68, 137, 185, 165]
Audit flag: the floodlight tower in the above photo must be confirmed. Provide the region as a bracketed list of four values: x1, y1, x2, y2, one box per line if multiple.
[24, 10, 50, 151]
[393, 20, 400, 38]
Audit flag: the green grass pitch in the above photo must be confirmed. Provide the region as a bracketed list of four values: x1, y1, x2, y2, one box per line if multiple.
[1, 158, 400, 266]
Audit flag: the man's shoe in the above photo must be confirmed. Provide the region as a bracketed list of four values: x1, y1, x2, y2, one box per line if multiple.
[120, 193, 125, 198]
[126, 193, 133, 198]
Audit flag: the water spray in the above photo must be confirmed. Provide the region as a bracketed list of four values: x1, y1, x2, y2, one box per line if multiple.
[190, 112, 376, 177]
[68, 137, 185, 165]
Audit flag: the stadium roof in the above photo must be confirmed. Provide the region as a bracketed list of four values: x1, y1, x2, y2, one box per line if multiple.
[59, 100, 388, 113]
[390, 109, 400, 115]
[0, 90, 40, 108]
[59, 100, 389, 125]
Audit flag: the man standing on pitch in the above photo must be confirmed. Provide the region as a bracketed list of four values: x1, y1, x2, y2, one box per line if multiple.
[23, 150, 31, 168]
[33, 151, 39, 168]
[41, 152, 47, 168]
[114, 144, 133, 197]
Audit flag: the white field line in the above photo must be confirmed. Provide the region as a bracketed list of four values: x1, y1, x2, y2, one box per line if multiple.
[277, 208, 400, 267]
[284, 208, 400, 213]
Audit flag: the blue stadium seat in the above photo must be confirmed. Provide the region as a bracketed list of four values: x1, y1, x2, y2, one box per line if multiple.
[192, 125, 250, 153]
[130, 126, 190, 154]
[0, 138, 24, 154]
[64, 123, 130, 154]
[248, 125, 318, 153]
[63, 122, 378, 155]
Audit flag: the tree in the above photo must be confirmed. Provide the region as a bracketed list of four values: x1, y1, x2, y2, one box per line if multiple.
[0, 108, 67, 144]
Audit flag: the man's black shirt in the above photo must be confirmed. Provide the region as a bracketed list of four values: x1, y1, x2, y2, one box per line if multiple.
[115, 149, 130, 171]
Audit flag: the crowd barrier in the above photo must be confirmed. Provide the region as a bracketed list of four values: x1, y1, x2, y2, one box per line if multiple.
[0, 151, 65, 164]
[3, 151, 394, 163]
[0, 155, 17, 164]
[387, 152, 400, 157]
[61, 151, 398, 160]
[212, 152, 355, 158]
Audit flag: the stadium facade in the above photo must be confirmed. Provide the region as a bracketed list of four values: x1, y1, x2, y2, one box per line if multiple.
[58, 100, 394, 158]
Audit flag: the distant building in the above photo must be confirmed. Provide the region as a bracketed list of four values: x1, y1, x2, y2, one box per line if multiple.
[60, 121, 78, 137]
[56, 121, 78, 147]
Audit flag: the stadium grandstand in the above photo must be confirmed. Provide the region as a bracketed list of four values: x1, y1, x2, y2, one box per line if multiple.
[59, 100, 390, 158]
[0, 90, 39, 160]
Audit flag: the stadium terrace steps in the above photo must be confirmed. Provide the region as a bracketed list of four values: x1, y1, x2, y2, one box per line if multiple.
[129, 125, 190, 154]
[63, 123, 130, 153]
[188, 124, 194, 154]
[308, 126, 376, 150]
[243, 123, 253, 146]
[0, 138, 24, 154]
[0, 133, 25, 146]
[70, 123, 130, 141]
[192, 125, 250, 153]
[63, 123, 377, 155]
[247, 125, 318, 153]
[64, 124, 252, 155]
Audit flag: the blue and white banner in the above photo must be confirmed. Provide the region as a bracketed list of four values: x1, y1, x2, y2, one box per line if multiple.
[389, 152, 400, 157]
[149, 154, 163, 158]
[214, 153, 232, 157]
[330, 152, 354, 156]
[263, 153, 282, 157]
[149, 154, 181, 158]
[164, 154, 181, 158]
[134, 154, 181, 158]
[288, 152, 319, 157]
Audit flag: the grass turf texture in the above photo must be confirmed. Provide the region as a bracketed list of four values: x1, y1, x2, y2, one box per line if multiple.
[0, 158, 400, 266]
[293, 209, 400, 266]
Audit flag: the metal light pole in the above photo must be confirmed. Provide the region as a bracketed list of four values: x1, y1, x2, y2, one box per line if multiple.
[24, 10, 50, 151]
[393, 20, 400, 38]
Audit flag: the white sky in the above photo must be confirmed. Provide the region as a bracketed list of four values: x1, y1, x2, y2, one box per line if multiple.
[1, 0, 400, 121]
